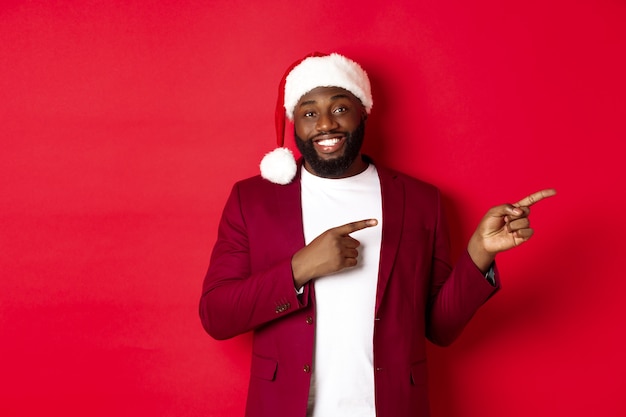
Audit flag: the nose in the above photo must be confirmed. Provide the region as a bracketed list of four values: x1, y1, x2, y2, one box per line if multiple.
[316, 111, 338, 132]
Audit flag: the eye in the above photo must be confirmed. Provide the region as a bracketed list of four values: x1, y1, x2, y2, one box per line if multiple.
[333, 106, 347, 114]
[304, 111, 316, 118]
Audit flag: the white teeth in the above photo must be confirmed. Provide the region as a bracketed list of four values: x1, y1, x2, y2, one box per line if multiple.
[317, 138, 341, 146]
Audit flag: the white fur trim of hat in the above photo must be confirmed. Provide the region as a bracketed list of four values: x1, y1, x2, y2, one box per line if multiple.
[284, 53, 373, 120]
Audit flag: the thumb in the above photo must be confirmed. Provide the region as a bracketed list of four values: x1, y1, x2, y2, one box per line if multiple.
[489, 204, 523, 218]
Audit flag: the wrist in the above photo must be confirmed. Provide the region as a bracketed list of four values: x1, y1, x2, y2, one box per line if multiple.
[291, 252, 312, 289]
[467, 234, 496, 273]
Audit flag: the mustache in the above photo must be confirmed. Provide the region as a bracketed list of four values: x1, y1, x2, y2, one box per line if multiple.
[312, 130, 345, 140]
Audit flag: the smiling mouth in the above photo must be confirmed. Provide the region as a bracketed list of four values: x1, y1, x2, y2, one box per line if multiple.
[313, 135, 346, 154]
[316, 138, 342, 146]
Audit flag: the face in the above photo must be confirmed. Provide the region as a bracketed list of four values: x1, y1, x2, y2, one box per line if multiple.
[293, 86, 368, 178]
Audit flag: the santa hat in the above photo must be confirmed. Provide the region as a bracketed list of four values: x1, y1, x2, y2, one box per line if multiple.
[260, 52, 373, 185]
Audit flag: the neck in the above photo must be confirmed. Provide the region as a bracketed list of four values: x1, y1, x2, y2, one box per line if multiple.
[304, 154, 369, 179]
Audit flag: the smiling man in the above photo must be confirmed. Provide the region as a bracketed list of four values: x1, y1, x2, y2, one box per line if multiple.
[199, 53, 555, 417]
[293, 86, 367, 178]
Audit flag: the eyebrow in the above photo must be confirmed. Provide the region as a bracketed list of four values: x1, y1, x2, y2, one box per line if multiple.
[298, 93, 352, 108]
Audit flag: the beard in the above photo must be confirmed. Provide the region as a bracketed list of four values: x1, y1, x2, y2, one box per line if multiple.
[294, 120, 366, 178]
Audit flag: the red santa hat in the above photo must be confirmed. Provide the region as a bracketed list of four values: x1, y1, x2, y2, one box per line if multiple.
[260, 52, 373, 185]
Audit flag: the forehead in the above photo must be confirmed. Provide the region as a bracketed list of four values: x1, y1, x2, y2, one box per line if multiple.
[297, 86, 362, 106]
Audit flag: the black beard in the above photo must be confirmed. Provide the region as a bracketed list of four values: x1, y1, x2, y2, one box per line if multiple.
[295, 120, 366, 178]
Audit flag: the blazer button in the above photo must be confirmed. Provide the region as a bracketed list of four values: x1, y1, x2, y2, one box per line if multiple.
[305, 316, 313, 325]
[303, 364, 311, 373]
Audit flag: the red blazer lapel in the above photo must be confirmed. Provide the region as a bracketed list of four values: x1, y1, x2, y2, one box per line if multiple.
[272, 164, 311, 299]
[375, 165, 405, 314]
[273, 168, 304, 250]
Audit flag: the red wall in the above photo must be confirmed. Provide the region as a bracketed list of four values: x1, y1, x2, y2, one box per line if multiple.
[2, 1, 625, 416]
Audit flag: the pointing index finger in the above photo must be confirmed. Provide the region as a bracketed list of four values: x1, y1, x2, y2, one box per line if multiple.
[514, 189, 557, 207]
[338, 219, 378, 235]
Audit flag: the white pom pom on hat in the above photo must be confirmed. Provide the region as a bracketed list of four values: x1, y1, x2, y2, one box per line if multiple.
[259, 52, 373, 185]
[259, 147, 297, 185]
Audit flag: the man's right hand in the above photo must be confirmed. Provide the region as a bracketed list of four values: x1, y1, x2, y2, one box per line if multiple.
[291, 219, 378, 290]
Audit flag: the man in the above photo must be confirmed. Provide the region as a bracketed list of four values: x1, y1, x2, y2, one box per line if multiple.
[199, 53, 555, 417]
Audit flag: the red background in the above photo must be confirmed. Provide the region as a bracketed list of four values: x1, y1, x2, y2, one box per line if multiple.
[2, 1, 625, 416]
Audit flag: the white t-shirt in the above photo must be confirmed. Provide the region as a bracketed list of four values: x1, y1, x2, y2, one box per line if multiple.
[300, 164, 383, 417]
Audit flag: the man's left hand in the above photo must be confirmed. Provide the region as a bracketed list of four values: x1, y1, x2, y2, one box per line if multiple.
[468, 189, 557, 272]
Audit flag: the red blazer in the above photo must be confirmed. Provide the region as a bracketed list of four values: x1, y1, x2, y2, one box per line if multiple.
[200, 161, 500, 417]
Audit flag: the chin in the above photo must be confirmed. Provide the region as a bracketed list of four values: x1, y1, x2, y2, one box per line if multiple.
[295, 121, 366, 178]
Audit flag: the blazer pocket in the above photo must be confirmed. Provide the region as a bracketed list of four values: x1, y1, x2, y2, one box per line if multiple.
[409, 360, 427, 386]
[250, 354, 278, 381]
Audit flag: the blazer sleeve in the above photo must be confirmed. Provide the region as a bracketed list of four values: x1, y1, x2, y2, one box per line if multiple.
[199, 182, 309, 340]
[425, 190, 501, 346]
